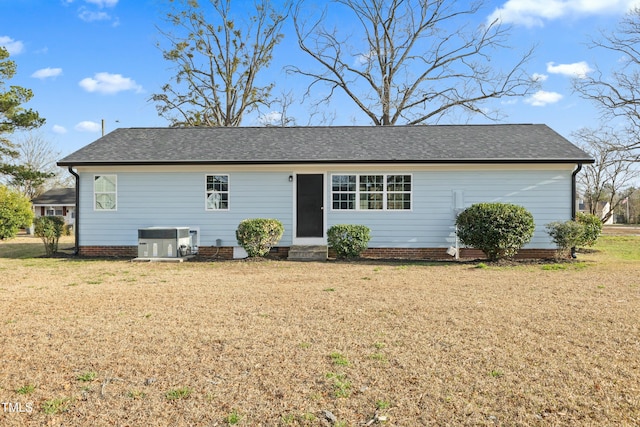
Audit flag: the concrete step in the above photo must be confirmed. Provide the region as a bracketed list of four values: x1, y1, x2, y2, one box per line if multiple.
[288, 245, 328, 261]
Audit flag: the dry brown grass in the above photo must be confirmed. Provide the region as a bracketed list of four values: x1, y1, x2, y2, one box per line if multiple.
[0, 233, 639, 426]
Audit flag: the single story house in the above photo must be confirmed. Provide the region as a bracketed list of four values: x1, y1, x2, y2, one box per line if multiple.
[57, 125, 593, 259]
[31, 187, 76, 228]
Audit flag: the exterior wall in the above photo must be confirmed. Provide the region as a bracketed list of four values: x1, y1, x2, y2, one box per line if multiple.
[77, 168, 294, 249]
[75, 164, 575, 256]
[326, 167, 572, 250]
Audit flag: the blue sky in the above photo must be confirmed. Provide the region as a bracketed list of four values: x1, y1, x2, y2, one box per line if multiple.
[2, 0, 640, 158]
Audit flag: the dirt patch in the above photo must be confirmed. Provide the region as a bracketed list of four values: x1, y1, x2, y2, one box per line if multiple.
[0, 238, 639, 426]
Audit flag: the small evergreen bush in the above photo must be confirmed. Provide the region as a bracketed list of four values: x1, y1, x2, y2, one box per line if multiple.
[455, 202, 535, 261]
[327, 224, 371, 259]
[545, 220, 584, 258]
[34, 216, 65, 256]
[546, 214, 602, 258]
[576, 212, 602, 247]
[235, 218, 284, 257]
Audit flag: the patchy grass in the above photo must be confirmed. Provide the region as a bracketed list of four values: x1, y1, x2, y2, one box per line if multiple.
[0, 232, 638, 425]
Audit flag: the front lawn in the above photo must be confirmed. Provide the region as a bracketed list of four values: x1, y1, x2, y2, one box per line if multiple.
[0, 234, 638, 426]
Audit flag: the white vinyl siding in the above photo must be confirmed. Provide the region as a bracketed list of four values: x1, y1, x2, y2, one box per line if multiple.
[327, 169, 572, 250]
[79, 171, 293, 247]
[78, 165, 573, 251]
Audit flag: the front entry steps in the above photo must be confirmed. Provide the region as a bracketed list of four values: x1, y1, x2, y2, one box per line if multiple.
[288, 245, 328, 261]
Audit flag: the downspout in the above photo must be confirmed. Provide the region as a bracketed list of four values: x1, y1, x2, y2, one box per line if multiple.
[570, 163, 583, 258]
[68, 167, 80, 255]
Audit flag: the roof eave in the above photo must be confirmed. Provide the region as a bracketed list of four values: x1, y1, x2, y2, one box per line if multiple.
[58, 158, 595, 167]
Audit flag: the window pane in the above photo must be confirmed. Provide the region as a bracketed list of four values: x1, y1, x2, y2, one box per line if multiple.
[360, 175, 383, 191]
[95, 193, 116, 210]
[94, 175, 116, 210]
[387, 175, 411, 210]
[332, 175, 356, 210]
[387, 193, 410, 210]
[206, 175, 229, 210]
[360, 193, 383, 210]
[94, 175, 116, 192]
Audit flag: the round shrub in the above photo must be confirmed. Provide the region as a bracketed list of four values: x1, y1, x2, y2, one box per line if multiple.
[455, 202, 535, 261]
[327, 224, 371, 259]
[0, 185, 34, 240]
[235, 218, 284, 257]
[576, 212, 602, 247]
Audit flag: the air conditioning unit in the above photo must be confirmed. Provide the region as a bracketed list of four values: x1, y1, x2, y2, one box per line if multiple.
[138, 227, 191, 258]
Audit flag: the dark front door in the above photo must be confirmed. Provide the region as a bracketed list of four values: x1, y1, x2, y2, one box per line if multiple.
[296, 174, 324, 238]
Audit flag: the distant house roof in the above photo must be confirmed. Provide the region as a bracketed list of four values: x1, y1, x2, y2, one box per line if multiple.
[31, 188, 75, 205]
[58, 124, 593, 166]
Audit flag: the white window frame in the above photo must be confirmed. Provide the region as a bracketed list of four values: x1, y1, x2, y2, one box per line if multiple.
[94, 175, 117, 211]
[331, 173, 412, 211]
[205, 174, 230, 211]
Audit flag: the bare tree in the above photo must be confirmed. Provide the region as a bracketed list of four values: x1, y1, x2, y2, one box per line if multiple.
[3, 132, 71, 199]
[152, 0, 289, 127]
[574, 8, 640, 150]
[574, 127, 638, 223]
[289, 0, 537, 126]
[259, 90, 298, 126]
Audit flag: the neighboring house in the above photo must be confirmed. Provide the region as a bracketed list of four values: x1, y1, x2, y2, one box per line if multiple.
[31, 187, 76, 227]
[579, 200, 614, 224]
[57, 125, 593, 259]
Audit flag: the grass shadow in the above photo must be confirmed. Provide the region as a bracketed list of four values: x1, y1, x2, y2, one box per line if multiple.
[0, 234, 75, 259]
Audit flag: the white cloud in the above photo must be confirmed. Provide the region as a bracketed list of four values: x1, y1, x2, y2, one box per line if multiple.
[74, 121, 101, 132]
[546, 61, 593, 78]
[259, 111, 283, 125]
[79, 72, 143, 94]
[0, 36, 24, 55]
[31, 67, 63, 79]
[52, 125, 67, 134]
[78, 8, 111, 22]
[532, 73, 548, 82]
[489, 0, 640, 27]
[85, 0, 118, 7]
[525, 90, 563, 106]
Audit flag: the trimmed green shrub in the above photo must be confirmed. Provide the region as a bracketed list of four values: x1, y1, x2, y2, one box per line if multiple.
[545, 220, 584, 258]
[576, 212, 602, 247]
[235, 218, 284, 257]
[455, 202, 535, 261]
[0, 185, 34, 240]
[34, 216, 65, 256]
[327, 224, 371, 259]
[546, 214, 602, 258]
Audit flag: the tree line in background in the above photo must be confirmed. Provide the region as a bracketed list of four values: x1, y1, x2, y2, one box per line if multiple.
[1, 0, 639, 234]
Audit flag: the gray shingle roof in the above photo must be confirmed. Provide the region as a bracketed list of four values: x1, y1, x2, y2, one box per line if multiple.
[31, 188, 75, 205]
[57, 124, 593, 166]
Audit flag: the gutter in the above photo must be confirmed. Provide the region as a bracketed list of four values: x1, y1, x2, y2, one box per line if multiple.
[571, 163, 583, 258]
[68, 167, 80, 255]
[56, 158, 595, 167]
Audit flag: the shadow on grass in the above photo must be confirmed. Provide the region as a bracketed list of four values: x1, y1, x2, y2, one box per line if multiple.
[0, 234, 76, 259]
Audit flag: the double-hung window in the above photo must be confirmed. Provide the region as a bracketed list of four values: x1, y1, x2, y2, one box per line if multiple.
[206, 175, 229, 210]
[94, 175, 117, 211]
[332, 174, 411, 211]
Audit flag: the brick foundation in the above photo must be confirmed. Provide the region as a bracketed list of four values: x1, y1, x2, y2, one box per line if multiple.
[79, 246, 555, 260]
[79, 246, 138, 257]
